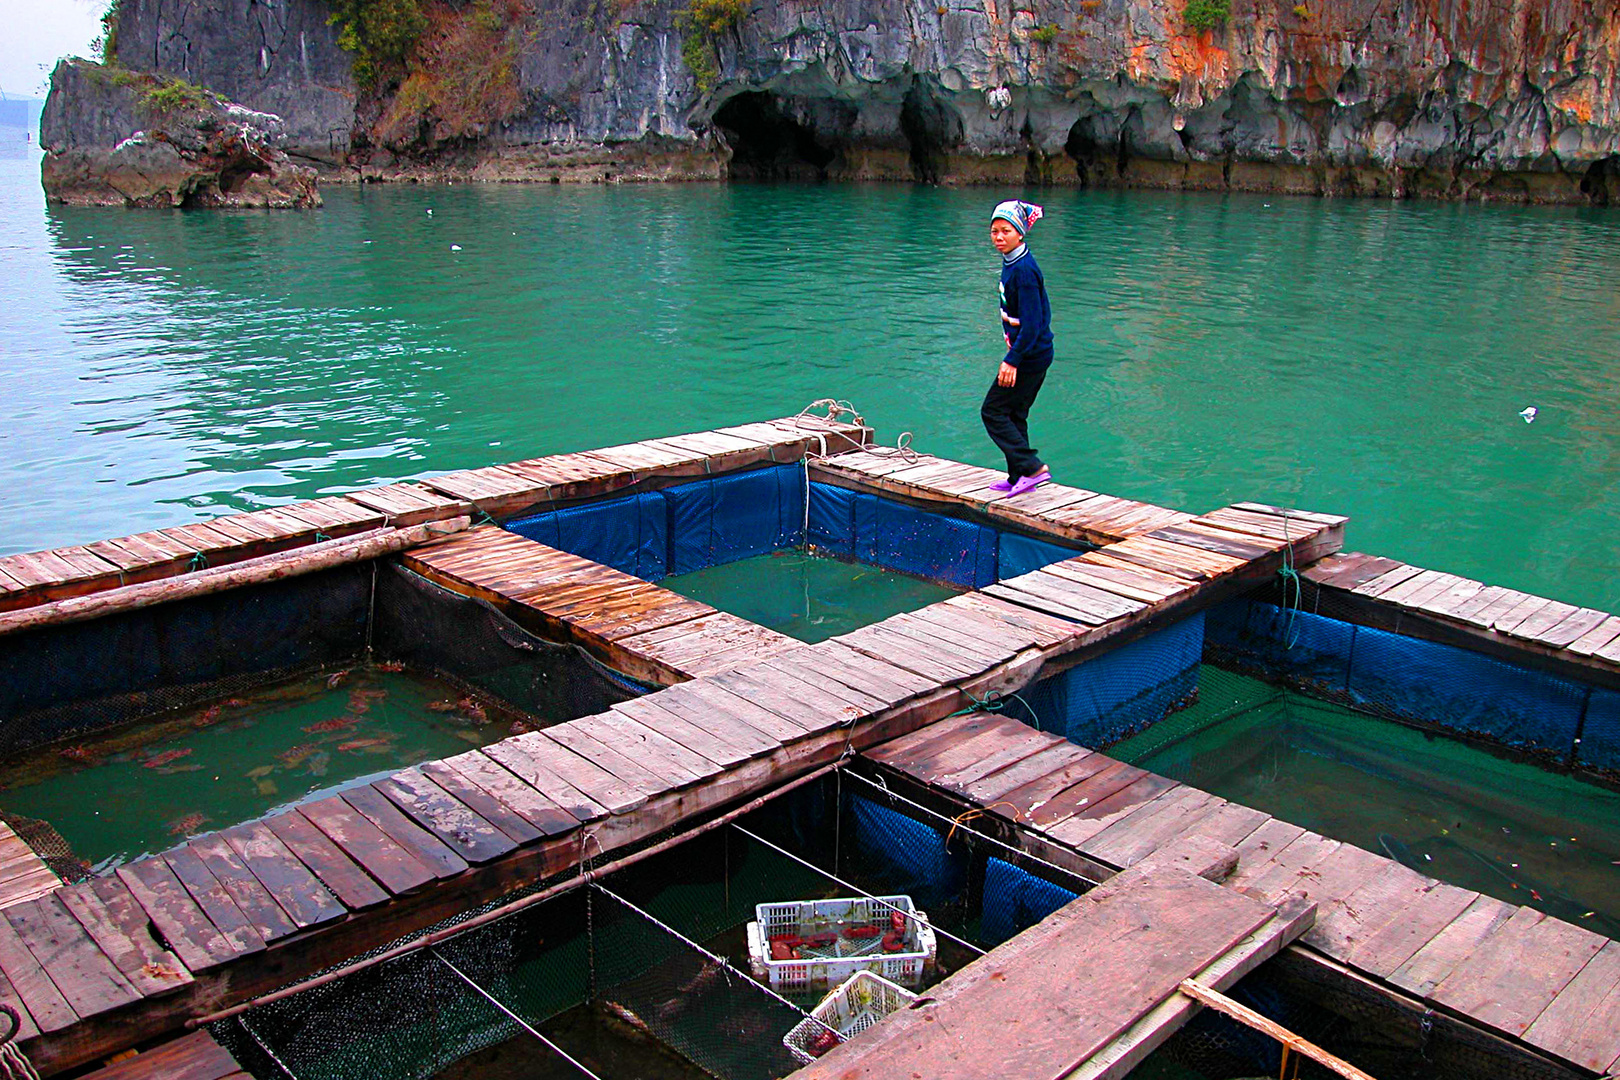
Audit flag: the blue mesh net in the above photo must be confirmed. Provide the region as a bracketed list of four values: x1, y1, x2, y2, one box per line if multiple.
[846, 793, 966, 910]
[997, 532, 1080, 580]
[507, 466, 1092, 591]
[979, 857, 1078, 947]
[1207, 598, 1611, 769]
[1006, 614, 1205, 747]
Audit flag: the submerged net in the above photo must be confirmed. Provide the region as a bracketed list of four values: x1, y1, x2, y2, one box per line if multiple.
[215, 770, 1097, 1080]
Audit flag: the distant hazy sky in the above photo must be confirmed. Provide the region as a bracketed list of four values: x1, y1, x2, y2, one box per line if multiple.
[0, 0, 104, 98]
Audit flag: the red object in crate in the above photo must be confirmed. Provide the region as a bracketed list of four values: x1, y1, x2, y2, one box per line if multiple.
[844, 925, 881, 940]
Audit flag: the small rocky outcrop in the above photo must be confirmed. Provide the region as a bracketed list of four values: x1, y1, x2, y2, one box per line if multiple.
[39, 59, 320, 208]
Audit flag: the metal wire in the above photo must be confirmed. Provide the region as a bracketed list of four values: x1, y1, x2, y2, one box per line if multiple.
[588, 884, 839, 1036]
[428, 946, 607, 1080]
[729, 824, 989, 958]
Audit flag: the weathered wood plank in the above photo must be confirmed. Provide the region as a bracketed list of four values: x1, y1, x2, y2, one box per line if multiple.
[57, 878, 192, 998]
[1430, 907, 1606, 1037]
[3, 894, 141, 1018]
[262, 810, 391, 911]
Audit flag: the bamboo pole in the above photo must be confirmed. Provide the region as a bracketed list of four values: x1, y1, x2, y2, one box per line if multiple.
[1176, 978, 1379, 1080]
[0, 516, 470, 638]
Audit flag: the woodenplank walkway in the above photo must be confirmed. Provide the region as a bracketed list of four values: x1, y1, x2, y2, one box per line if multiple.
[793, 844, 1315, 1080]
[810, 450, 1202, 546]
[402, 526, 804, 684]
[1303, 551, 1620, 688]
[0, 823, 61, 911]
[0, 413, 869, 617]
[862, 717, 1620, 1077]
[80, 1029, 246, 1080]
[5, 475, 1345, 1074]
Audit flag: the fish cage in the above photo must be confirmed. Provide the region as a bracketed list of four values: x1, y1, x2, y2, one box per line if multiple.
[209, 767, 1357, 1080]
[781, 971, 916, 1065]
[0, 559, 645, 873]
[503, 464, 1084, 640]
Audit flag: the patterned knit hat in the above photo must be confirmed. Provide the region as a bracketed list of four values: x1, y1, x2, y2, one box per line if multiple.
[991, 199, 1044, 235]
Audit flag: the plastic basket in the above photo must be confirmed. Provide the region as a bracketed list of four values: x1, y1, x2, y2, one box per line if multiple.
[783, 970, 917, 1064]
[745, 895, 936, 992]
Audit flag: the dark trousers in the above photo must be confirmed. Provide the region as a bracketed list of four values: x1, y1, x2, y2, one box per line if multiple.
[981, 365, 1048, 481]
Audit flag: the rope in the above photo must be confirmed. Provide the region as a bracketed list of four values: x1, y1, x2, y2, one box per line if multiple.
[0, 1045, 40, 1080]
[944, 803, 1021, 848]
[945, 687, 1043, 731]
[1278, 506, 1303, 651]
[0, 1005, 38, 1080]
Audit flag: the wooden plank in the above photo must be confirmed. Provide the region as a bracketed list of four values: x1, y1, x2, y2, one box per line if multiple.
[57, 878, 192, 998]
[1047, 773, 1183, 847]
[1083, 788, 1226, 868]
[574, 711, 725, 783]
[1352, 564, 1425, 598]
[417, 764, 550, 848]
[792, 867, 1283, 1080]
[840, 625, 982, 681]
[1568, 615, 1620, 658]
[373, 769, 523, 862]
[707, 668, 865, 732]
[991, 751, 1122, 823]
[1430, 907, 1607, 1037]
[0, 966, 39, 1042]
[0, 905, 77, 1031]
[868, 615, 1011, 667]
[161, 848, 267, 959]
[219, 821, 347, 929]
[1506, 600, 1584, 642]
[262, 810, 391, 911]
[1228, 831, 1342, 906]
[1388, 894, 1518, 997]
[1535, 607, 1614, 649]
[3, 894, 140, 1018]
[80, 1029, 244, 1080]
[501, 731, 646, 815]
[960, 741, 1096, 804]
[1040, 559, 1189, 604]
[116, 859, 238, 973]
[294, 799, 437, 897]
[941, 592, 1080, 647]
[1523, 940, 1620, 1073]
[932, 726, 1066, 793]
[1025, 760, 1155, 830]
[611, 694, 775, 765]
[540, 722, 692, 792]
[185, 835, 300, 944]
[429, 754, 581, 837]
[340, 785, 474, 877]
[1332, 865, 1480, 979]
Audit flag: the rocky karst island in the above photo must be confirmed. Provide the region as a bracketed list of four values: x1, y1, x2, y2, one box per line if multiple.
[39, 0, 1620, 205]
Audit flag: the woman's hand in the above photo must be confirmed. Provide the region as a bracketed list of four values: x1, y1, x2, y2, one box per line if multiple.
[997, 361, 1018, 387]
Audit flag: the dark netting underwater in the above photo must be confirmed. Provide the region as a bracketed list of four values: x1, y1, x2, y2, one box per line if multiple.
[212, 768, 1113, 1080]
[0, 561, 644, 762]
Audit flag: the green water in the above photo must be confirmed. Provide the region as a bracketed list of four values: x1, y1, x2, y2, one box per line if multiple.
[660, 551, 962, 643]
[4, 155, 1619, 610]
[1112, 668, 1620, 937]
[0, 668, 513, 870]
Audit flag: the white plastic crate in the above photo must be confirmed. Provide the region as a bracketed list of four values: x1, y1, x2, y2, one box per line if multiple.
[745, 894, 936, 992]
[783, 970, 917, 1064]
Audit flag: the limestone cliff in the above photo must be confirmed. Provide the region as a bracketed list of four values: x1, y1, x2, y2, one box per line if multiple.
[40, 59, 321, 207]
[78, 0, 1620, 201]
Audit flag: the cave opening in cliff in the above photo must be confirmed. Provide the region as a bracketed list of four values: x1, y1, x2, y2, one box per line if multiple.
[1581, 155, 1619, 206]
[900, 81, 960, 184]
[713, 92, 840, 181]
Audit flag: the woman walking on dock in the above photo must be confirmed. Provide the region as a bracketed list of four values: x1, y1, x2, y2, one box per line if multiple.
[982, 200, 1054, 498]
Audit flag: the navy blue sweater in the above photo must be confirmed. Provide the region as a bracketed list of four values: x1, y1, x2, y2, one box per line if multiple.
[999, 245, 1054, 370]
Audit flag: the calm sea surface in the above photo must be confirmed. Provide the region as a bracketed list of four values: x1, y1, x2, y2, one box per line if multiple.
[3, 154, 1618, 609]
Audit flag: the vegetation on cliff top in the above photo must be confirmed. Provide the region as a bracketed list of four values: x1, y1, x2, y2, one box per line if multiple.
[1182, 0, 1229, 32]
[677, 0, 748, 94]
[372, 0, 525, 150]
[326, 0, 429, 86]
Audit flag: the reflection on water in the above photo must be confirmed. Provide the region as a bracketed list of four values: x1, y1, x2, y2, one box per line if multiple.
[1113, 668, 1620, 937]
[2, 157, 1619, 610]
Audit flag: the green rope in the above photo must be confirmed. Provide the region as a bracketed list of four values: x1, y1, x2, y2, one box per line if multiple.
[1278, 508, 1304, 650]
[188, 551, 208, 572]
[314, 530, 332, 543]
[949, 688, 1044, 732]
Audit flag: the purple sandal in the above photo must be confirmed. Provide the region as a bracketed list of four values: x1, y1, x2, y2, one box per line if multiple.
[1005, 470, 1051, 498]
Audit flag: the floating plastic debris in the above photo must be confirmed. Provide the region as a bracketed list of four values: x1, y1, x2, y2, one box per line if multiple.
[451, 244, 462, 251]
[1520, 406, 1538, 423]
[427, 209, 434, 216]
